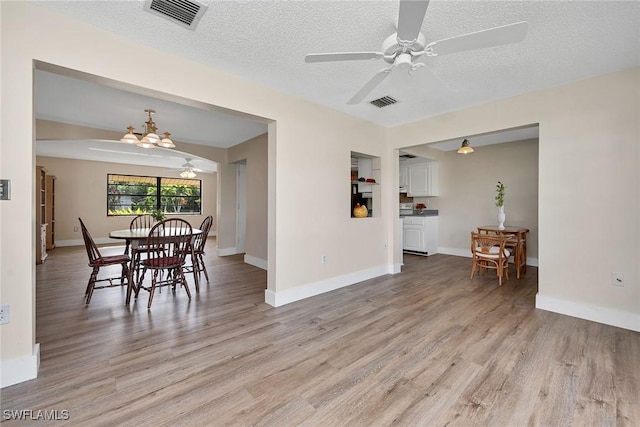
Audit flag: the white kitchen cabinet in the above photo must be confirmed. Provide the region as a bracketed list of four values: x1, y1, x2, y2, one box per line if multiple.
[399, 165, 408, 192]
[402, 216, 438, 254]
[407, 162, 439, 197]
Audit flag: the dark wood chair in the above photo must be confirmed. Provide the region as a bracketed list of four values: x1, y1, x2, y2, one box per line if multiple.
[470, 231, 511, 286]
[135, 218, 193, 309]
[183, 215, 213, 291]
[78, 218, 130, 304]
[129, 214, 156, 283]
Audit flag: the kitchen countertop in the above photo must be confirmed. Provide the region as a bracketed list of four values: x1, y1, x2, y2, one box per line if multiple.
[400, 209, 438, 217]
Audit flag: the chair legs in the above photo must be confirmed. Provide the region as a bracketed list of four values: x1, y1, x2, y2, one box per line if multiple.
[142, 267, 191, 309]
[85, 263, 130, 305]
[198, 254, 209, 282]
[470, 257, 509, 286]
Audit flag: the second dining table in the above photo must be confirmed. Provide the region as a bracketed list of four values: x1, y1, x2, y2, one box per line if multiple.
[109, 226, 202, 304]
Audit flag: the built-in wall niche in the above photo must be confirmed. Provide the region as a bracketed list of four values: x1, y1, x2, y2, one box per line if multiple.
[350, 151, 381, 218]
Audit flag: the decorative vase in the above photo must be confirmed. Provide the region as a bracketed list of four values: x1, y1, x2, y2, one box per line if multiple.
[497, 206, 506, 230]
[353, 203, 368, 218]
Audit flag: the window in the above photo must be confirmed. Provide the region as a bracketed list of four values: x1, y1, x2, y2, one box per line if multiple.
[107, 174, 201, 216]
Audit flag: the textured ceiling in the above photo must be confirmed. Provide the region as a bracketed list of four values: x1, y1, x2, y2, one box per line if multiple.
[31, 0, 640, 167]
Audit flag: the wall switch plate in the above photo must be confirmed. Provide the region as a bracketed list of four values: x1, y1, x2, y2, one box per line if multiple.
[0, 305, 9, 325]
[0, 179, 10, 200]
[612, 273, 624, 286]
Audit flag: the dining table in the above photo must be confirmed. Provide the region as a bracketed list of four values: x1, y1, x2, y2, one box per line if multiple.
[109, 227, 202, 304]
[477, 225, 529, 279]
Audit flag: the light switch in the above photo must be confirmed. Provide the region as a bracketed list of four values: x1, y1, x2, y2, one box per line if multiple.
[0, 179, 10, 200]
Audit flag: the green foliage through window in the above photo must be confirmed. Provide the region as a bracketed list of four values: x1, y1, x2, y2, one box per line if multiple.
[107, 174, 201, 216]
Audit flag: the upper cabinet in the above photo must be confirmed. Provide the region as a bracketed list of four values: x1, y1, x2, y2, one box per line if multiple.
[399, 165, 408, 192]
[400, 159, 439, 197]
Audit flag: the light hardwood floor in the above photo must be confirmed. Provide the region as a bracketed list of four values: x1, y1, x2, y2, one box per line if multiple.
[2, 242, 639, 426]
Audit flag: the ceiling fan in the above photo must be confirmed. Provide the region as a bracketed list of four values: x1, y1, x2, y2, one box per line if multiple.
[304, 0, 528, 105]
[167, 158, 203, 178]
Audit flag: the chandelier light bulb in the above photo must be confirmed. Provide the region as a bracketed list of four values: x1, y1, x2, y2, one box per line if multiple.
[120, 126, 139, 144]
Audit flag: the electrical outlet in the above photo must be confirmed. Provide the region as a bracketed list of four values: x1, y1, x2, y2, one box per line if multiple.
[321, 255, 327, 264]
[73, 226, 79, 232]
[612, 273, 624, 287]
[0, 305, 9, 325]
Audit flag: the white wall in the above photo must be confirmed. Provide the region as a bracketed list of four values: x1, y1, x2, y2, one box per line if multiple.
[389, 68, 640, 332]
[0, 2, 390, 386]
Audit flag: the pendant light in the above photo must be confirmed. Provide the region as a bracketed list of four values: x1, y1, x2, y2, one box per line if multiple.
[457, 138, 474, 154]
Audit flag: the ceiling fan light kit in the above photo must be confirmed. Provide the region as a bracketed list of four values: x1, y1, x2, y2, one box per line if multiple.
[178, 158, 198, 178]
[304, 0, 528, 105]
[120, 108, 175, 149]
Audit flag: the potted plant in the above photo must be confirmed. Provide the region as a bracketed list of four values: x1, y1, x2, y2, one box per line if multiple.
[151, 208, 166, 222]
[495, 181, 506, 229]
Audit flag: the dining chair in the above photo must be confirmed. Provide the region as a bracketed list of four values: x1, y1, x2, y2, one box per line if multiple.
[135, 218, 193, 309]
[478, 227, 527, 278]
[183, 215, 213, 290]
[129, 213, 157, 283]
[470, 231, 511, 286]
[78, 218, 130, 304]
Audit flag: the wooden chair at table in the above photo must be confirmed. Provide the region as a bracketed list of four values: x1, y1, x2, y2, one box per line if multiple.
[78, 218, 130, 304]
[135, 218, 193, 309]
[470, 231, 511, 286]
[182, 215, 213, 291]
[478, 227, 527, 278]
[129, 214, 156, 284]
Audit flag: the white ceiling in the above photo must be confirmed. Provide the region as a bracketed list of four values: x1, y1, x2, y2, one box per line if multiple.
[31, 0, 640, 167]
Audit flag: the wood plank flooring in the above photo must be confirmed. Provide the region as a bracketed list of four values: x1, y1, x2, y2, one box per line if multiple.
[1, 242, 638, 426]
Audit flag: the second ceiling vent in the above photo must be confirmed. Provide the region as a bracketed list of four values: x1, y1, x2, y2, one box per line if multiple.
[144, 0, 208, 30]
[370, 96, 398, 108]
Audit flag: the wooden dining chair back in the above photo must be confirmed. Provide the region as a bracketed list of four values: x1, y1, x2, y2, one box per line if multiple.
[185, 215, 213, 287]
[128, 213, 157, 282]
[136, 218, 193, 308]
[78, 218, 130, 304]
[130, 214, 155, 230]
[470, 231, 511, 286]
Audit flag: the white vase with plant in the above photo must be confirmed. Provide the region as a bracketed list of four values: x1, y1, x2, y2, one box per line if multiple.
[495, 181, 506, 229]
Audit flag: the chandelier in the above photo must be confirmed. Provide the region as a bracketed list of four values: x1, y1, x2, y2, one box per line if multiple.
[120, 109, 175, 148]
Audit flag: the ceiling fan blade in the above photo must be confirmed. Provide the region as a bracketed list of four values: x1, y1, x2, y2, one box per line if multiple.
[428, 21, 529, 56]
[305, 52, 384, 63]
[397, 0, 430, 43]
[347, 68, 393, 105]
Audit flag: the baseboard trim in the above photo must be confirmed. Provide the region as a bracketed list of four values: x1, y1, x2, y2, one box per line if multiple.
[265, 264, 392, 307]
[1, 343, 40, 388]
[216, 247, 238, 257]
[244, 254, 267, 270]
[536, 293, 640, 332]
[437, 246, 538, 267]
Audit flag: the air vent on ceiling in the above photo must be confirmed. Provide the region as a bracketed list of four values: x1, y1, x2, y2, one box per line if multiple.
[144, 0, 208, 30]
[370, 96, 398, 108]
